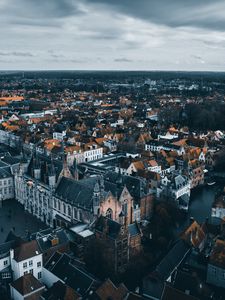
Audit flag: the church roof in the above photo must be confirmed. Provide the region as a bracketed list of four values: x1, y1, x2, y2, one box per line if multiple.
[55, 177, 94, 210]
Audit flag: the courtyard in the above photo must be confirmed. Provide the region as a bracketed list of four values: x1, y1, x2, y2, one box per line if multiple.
[0, 199, 47, 243]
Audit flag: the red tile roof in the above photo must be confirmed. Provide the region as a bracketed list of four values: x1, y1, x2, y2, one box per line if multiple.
[95, 278, 128, 300]
[10, 274, 44, 296]
[14, 240, 41, 262]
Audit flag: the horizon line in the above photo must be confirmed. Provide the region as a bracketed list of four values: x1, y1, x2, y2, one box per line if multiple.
[1, 69, 225, 73]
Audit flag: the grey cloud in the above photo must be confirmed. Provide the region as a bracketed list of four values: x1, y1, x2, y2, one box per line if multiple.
[191, 55, 203, 60]
[88, 32, 120, 40]
[122, 40, 143, 50]
[47, 58, 86, 63]
[114, 58, 133, 62]
[86, 0, 225, 31]
[1, 0, 84, 27]
[49, 53, 65, 59]
[0, 51, 34, 57]
[0, 0, 225, 71]
[203, 40, 225, 49]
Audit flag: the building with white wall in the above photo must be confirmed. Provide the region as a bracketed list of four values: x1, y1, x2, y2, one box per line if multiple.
[10, 273, 45, 300]
[10, 240, 43, 281]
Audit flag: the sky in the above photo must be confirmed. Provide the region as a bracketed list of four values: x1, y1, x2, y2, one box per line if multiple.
[0, 0, 225, 71]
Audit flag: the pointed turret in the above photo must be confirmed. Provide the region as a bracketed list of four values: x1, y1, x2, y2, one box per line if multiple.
[116, 169, 123, 187]
[33, 147, 41, 180]
[93, 180, 101, 215]
[18, 147, 28, 175]
[48, 155, 56, 188]
[59, 141, 72, 180]
[72, 158, 79, 180]
[99, 175, 105, 195]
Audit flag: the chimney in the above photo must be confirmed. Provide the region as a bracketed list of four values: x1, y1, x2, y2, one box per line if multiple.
[10, 248, 14, 260]
[189, 217, 194, 225]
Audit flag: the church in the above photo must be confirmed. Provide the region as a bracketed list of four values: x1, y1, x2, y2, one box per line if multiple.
[14, 150, 151, 228]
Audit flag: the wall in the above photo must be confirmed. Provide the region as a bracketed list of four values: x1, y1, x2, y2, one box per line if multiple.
[0, 256, 10, 272]
[42, 267, 61, 288]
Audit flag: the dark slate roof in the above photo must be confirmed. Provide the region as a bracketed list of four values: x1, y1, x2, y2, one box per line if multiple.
[79, 176, 99, 189]
[161, 285, 199, 300]
[128, 223, 141, 237]
[45, 253, 96, 296]
[27, 152, 63, 184]
[53, 124, 67, 133]
[0, 240, 14, 259]
[30, 228, 69, 252]
[42, 280, 81, 300]
[0, 160, 8, 168]
[173, 270, 202, 298]
[5, 230, 20, 243]
[0, 155, 20, 166]
[142, 274, 164, 299]
[0, 166, 12, 179]
[104, 171, 148, 200]
[156, 240, 191, 281]
[55, 177, 94, 210]
[178, 194, 189, 206]
[95, 216, 122, 239]
[0, 265, 11, 274]
[104, 180, 123, 198]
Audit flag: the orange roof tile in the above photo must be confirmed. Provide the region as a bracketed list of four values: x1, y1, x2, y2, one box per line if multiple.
[181, 221, 206, 249]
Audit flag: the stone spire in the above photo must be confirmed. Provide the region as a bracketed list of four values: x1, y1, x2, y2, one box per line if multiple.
[93, 180, 101, 215]
[72, 158, 79, 181]
[48, 155, 56, 188]
[59, 141, 72, 180]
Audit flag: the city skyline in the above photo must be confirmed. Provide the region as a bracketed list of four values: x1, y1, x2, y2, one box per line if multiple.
[1, 0, 225, 71]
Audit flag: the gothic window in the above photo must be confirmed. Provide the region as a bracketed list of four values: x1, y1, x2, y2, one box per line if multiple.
[74, 207, 78, 219]
[122, 201, 128, 215]
[63, 203, 66, 214]
[106, 208, 113, 219]
[77, 209, 81, 221]
[68, 206, 71, 216]
[58, 200, 60, 210]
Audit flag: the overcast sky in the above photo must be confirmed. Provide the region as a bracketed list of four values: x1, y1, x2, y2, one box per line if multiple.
[0, 0, 225, 71]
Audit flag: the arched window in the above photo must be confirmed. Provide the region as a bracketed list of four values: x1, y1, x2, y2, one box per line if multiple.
[68, 206, 71, 216]
[74, 207, 78, 219]
[106, 208, 113, 219]
[63, 203, 66, 214]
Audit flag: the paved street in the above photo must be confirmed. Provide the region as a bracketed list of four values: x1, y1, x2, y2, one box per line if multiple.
[0, 199, 47, 243]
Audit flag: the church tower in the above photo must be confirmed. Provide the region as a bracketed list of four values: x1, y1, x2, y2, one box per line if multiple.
[93, 181, 101, 215]
[72, 158, 79, 180]
[33, 147, 41, 180]
[48, 156, 56, 189]
[58, 142, 72, 180]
